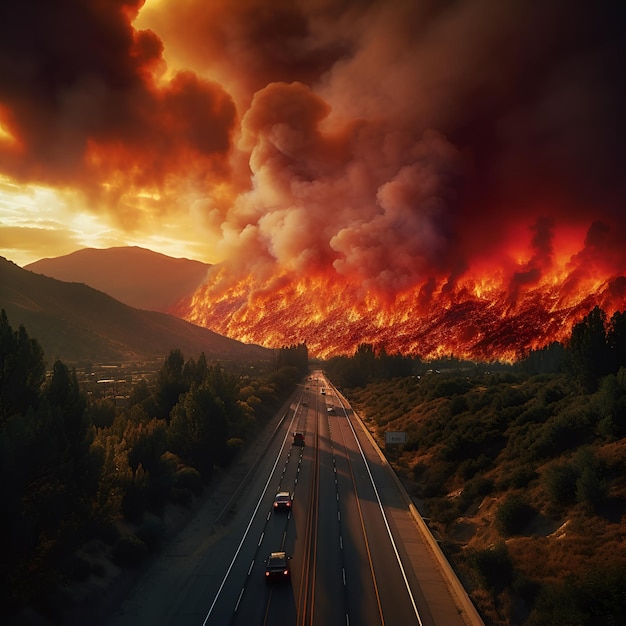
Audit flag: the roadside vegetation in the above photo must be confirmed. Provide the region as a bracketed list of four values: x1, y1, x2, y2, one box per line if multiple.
[327, 306, 626, 625]
[0, 308, 307, 624]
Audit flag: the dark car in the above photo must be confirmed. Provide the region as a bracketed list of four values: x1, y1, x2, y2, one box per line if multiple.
[264, 551, 291, 582]
[293, 432, 305, 446]
[273, 491, 293, 511]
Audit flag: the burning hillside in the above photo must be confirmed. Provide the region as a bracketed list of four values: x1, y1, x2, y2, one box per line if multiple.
[173, 220, 626, 361]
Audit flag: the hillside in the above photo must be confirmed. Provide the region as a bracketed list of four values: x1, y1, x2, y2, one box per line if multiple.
[25, 246, 210, 312]
[345, 371, 626, 625]
[1, 257, 269, 365]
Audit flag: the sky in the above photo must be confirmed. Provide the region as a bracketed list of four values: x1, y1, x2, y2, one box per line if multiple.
[1, 0, 625, 357]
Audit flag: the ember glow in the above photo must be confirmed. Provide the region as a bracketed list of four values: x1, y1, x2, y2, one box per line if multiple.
[1, 1, 625, 360]
[174, 225, 626, 360]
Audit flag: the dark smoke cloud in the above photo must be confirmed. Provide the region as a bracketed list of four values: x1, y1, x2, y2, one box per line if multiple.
[1, 0, 624, 294]
[160, 0, 624, 292]
[0, 0, 237, 223]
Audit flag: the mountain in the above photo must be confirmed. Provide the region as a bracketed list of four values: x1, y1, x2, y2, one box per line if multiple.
[25, 246, 210, 312]
[1, 257, 270, 365]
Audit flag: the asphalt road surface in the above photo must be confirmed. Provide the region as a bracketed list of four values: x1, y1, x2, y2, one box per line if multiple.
[106, 371, 483, 626]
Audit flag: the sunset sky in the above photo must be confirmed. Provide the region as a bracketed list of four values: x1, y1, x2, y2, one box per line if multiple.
[1, 0, 625, 357]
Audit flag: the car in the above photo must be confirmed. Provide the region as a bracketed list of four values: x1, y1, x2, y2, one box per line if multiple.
[293, 432, 305, 446]
[327, 406, 335, 414]
[264, 551, 291, 582]
[273, 491, 293, 511]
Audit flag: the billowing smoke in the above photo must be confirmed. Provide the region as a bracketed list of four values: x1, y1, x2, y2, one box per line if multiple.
[1, 0, 625, 352]
[140, 0, 624, 295]
[0, 0, 237, 228]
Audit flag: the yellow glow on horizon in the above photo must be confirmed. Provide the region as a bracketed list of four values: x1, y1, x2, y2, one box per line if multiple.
[0, 176, 219, 267]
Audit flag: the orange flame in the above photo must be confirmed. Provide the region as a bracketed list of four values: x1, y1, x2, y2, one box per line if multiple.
[172, 224, 626, 362]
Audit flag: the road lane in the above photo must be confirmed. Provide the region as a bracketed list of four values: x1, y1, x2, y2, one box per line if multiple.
[106, 375, 482, 626]
[308, 415, 346, 626]
[327, 378, 483, 626]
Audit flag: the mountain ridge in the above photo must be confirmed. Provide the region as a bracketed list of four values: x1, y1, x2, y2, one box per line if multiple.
[1, 256, 269, 365]
[24, 246, 210, 312]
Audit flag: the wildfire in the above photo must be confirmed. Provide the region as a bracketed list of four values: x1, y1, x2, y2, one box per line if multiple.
[172, 248, 626, 362]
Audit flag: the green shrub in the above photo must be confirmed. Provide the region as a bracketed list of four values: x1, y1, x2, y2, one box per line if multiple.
[220, 437, 244, 466]
[576, 466, 607, 511]
[411, 459, 427, 480]
[496, 494, 534, 535]
[468, 542, 514, 593]
[459, 454, 492, 480]
[531, 409, 591, 458]
[537, 380, 568, 406]
[450, 395, 469, 415]
[502, 466, 538, 489]
[458, 475, 494, 513]
[527, 579, 586, 626]
[527, 565, 626, 626]
[417, 460, 454, 498]
[543, 461, 578, 506]
[174, 466, 203, 496]
[515, 403, 550, 426]
[428, 377, 472, 399]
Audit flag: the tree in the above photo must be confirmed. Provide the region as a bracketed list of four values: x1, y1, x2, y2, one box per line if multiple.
[353, 343, 377, 387]
[123, 418, 171, 513]
[607, 310, 626, 371]
[0, 309, 45, 423]
[0, 319, 103, 612]
[565, 306, 611, 392]
[154, 349, 187, 420]
[275, 343, 308, 375]
[183, 352, 208, 387]
[520, 341, 566, 374]
[45, 360, 89, 453]
[168, 382, 228, 479]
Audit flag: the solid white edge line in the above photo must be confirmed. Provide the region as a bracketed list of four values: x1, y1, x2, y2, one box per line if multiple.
[202, 409, 298, 625]
[345, 406, 425, 626]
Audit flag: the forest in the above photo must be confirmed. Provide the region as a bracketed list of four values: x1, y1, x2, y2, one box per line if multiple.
[3, 303, 626, 625]
[0, 309, 306, 623]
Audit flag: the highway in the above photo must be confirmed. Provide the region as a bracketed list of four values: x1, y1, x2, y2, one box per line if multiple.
[106, 371, 482, 626]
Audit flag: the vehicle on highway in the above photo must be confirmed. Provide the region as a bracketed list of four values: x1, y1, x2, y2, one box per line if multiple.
[327, 406, 335, 413]
[293, 431, 305, 446]
[321, 388, 326, 395]
[264, 551, 291, 582]
[273, 491, 293, 511]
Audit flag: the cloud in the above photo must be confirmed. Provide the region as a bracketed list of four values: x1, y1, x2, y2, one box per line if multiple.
[331, 130, 464, 292]
[0, 0, 238, 226]
[1, 0, 624, 293]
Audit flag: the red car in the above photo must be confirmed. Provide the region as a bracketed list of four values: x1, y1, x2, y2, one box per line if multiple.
[293, 432, 305, 446]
